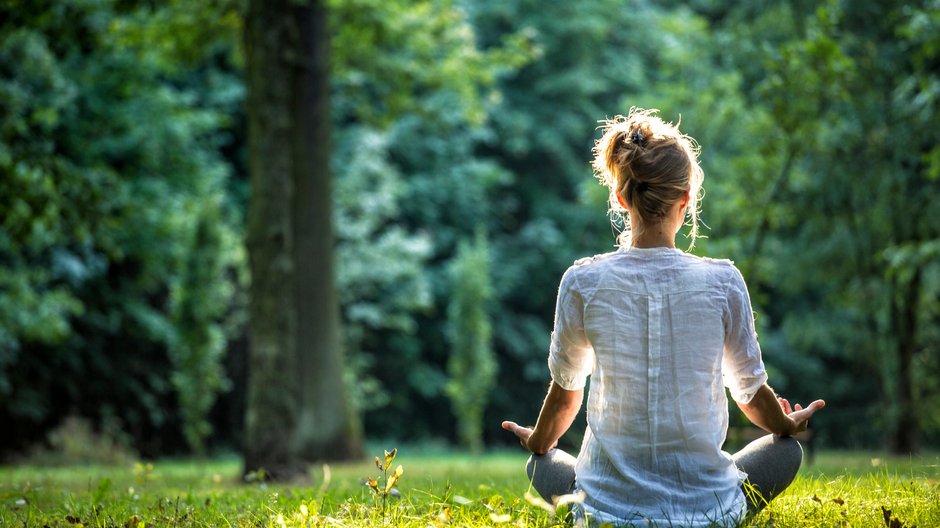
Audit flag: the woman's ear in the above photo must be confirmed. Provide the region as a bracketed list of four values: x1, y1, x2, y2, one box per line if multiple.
[616, 191, 629, 210]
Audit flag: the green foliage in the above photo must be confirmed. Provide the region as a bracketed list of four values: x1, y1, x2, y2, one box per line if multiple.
[0, 0, 244, 454]
[3, 0, 939, 456]
[446, 232, 497, 453]
[170, 204, 240, 453]
[333, 127, 432, 412]
[329, 0, 531, 128]
[326, 0, 534, 442]
[707, 0, 940, 451]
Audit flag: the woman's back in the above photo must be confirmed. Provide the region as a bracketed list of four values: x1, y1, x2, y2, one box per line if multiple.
[502, 109, 822, 528]
[551, 247, 766, 525]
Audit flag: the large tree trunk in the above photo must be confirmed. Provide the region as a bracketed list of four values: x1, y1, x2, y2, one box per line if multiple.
[888, 268, 921, 455]
[243, 0, 361, 479]
[290, 0, 362, 461]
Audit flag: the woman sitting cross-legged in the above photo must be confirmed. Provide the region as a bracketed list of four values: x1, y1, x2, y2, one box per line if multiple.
[501, 108, 825, 527]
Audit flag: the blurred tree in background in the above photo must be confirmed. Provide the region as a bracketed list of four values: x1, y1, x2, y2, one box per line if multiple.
[446, 231, 496, 453]
[1, 0, 937, 460]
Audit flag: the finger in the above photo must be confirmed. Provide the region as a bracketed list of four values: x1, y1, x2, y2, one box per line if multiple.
[502, 421, 522, 438]
[790, 399, 826, 422]
[780, 398, 792, 414]
[798, 400, 825, 415]
[806, 399, 825, 414]
[794, 403, 803, 412]
[502, 421, 534, 441]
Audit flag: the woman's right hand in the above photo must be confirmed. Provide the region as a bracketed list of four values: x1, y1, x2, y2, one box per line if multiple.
[501, 421, 559, 454]
[501, 420, 534, 450]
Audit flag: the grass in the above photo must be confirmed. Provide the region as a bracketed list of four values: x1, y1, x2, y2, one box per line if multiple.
[1, 448, 938, 527]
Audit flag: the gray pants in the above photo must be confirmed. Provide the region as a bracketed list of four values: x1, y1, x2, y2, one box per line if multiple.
[526, 434, 802, 515]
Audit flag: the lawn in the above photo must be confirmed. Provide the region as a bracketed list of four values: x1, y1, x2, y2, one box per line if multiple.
[1, 448, 938, 527]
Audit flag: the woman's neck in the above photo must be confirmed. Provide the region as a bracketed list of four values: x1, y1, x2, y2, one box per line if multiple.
[629, 203, 685, 249]
[631, 228, 676, 249]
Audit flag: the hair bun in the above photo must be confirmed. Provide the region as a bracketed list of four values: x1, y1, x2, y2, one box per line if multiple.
[630, 131, 647, 147]
[592, 107, 705, 249]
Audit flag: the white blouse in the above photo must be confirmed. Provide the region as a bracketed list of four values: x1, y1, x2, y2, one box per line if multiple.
[548, 247, 767, 527]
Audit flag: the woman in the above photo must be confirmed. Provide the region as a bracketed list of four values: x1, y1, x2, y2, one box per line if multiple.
[502, 109, 825, 527]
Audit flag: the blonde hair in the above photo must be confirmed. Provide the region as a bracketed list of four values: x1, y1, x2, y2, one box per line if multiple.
[592, 108, 704, 249]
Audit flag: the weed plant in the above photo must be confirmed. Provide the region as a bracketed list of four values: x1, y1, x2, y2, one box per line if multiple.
[1, 450, 937, 527]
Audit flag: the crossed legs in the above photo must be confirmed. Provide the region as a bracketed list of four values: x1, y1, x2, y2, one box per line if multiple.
[525, 434, 803, 515]
[525, 448, 578, 501]
[732, 434, 803, 513]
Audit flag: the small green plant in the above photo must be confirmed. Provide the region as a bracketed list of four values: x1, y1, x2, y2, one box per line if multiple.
[365, 448, 403, 513]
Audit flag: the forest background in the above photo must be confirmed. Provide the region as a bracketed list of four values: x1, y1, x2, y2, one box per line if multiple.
[2, 0, 939, 464]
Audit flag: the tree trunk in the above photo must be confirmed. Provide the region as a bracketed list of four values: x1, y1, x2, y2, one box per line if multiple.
[290, 0, 362, 461]
[889, 268, 921, 454]
[243, 0, 361, 479]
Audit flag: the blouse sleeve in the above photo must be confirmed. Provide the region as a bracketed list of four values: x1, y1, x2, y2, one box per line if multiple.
[547, 266, 595, 390]
[721, 265, 768, 404]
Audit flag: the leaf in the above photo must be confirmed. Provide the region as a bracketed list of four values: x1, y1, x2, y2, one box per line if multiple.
[384, 448, 397, 470]
[365, 478, 380, 493]
[486, 494, 504, 510]
[385, 465, 403, 493]
[453, 495, 472, 505]
[374, 456, 383, 471]
[437, 505, 453, 523]
[523, 491, 555, 514]
[881, 505, 910, 528]
[488, 512, 512, 523]
[831, 497, 844, 506]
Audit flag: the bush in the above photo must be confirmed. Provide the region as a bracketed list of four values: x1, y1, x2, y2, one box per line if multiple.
[24, 416, 136, 466]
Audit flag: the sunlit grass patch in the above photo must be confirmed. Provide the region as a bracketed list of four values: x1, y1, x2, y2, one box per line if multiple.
[1, 449, 938, 527]
[755, 474, 939, 527]
[747, 450, 940, 528]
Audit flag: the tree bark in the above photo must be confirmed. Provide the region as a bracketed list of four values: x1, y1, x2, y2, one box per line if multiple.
[243, 0, 361, 479]
[290, 0, 362, 461]
[889, 268, 921, 454]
